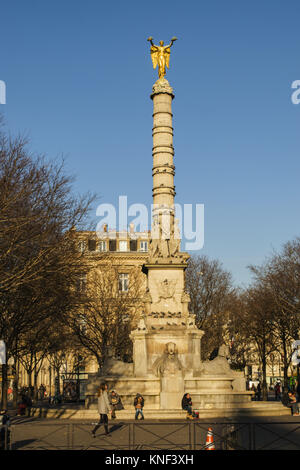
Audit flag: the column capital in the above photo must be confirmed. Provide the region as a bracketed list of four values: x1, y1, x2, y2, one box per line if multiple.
[151, 78, 174, 100]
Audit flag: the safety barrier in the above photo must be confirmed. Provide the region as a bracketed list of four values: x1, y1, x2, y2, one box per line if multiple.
[5, 420, 300, 450]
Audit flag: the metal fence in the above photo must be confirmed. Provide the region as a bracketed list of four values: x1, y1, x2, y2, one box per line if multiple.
[4, 420, 300, 450]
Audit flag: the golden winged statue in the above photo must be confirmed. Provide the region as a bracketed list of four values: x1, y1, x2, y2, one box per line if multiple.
[147, 37, 177, 79]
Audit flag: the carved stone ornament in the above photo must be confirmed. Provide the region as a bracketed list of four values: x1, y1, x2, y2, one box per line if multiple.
[151, 78, 174, 97]
[153, 342, 183, 377]
[155, 279, 177, 304]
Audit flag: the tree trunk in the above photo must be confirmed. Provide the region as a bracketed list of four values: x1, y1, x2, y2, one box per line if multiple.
[27, 369, 34, 398]
[261, 340, 268, 401]
[282, 336, 289, 391]
[12, 358, 19, 409]
[34, 370, 39, 400]
[283, 363, 289, 391]
[55, 367, 60, 395]
[262, 357, 268, 401]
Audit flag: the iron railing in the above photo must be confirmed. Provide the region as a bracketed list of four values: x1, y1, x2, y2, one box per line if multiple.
[5, 420, 300, 450]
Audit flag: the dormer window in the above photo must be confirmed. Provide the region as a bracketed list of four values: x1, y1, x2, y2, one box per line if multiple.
[78, 240, 86, 253]
[119, 240, 128, 252]
[98, 241, 107, 252]
[140, 241, 148, 252]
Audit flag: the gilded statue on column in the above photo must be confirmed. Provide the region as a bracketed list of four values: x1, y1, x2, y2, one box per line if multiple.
[147, 37, 177, 79]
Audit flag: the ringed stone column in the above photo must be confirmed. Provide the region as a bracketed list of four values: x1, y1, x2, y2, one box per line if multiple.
[151, 79, 176, 231]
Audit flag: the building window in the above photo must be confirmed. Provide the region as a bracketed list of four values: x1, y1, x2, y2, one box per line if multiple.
[88, 239, 96, 251]
[119, 273, 129, 292]
[109, 239, 116, 251]
[98, 241, 107, 252]
[77, 274, 87, 293]
[140, 241, 148, 252]
[78, 240, 86, 253]
[130, 239, 137, 251]
[119, 240, 128, 252]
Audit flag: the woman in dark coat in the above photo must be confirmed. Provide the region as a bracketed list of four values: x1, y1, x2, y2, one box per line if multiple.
[182, 393, 193, 419]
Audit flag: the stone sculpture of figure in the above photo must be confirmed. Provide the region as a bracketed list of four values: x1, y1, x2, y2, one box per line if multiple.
[168, 219, 181, 257]
[200, 343, 232, 376]
[153, 342, 183, 377]
[136, 316, 147, 331]
[143, 288, 152, 315]
[174, 218, 180, 239]
[147, 37, 177, 79]
[149, 218, 160, 258]
[100, 355, 134, 377]
[218, 344, 230, 359]
[149, 211, 183, 259]
[159, 214, 171, 258]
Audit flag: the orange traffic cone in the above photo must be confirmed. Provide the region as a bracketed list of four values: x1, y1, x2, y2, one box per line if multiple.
[205, 427, 215, 450]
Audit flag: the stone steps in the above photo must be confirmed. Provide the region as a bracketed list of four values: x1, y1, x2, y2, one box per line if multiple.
[29, 402, 291, 419]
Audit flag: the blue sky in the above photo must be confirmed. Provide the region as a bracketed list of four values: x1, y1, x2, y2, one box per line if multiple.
[1, 0, 300, 286]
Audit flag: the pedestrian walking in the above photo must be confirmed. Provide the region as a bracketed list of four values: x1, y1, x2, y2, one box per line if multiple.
[7, 387, 13, 402]
[274, 382, 281, 401]
[39, 384, 46, 400]
[109, 390, 124, 419]
[25, 394, 33, 416]
[255, 382, 261, 401]
[17, 394, 28, 416]
[92, 383, 111, 437]
[250, 383, 256, 400]
[134, 393, 144, 420]
[0, 410, 11, 449]
[181, 393, 193, 419]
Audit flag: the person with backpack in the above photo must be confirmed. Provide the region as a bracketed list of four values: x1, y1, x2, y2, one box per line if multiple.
[134, 393, 144, 420]
[109, 390, 124, 419]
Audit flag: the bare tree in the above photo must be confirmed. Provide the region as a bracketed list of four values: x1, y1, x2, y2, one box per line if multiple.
[249, 238, 300, 389]
[231, 286, 276, 400]
[185, 255, 234, 359]
[68, 263, 144, 370]
[0, 123, 95, 408]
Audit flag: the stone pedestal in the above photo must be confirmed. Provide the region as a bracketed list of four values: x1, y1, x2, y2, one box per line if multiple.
[160, 374, 184, 409]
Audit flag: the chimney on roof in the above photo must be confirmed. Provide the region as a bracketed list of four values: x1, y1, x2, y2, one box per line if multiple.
[103, 224, 108, 232]
[129, 223, 135, 234]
